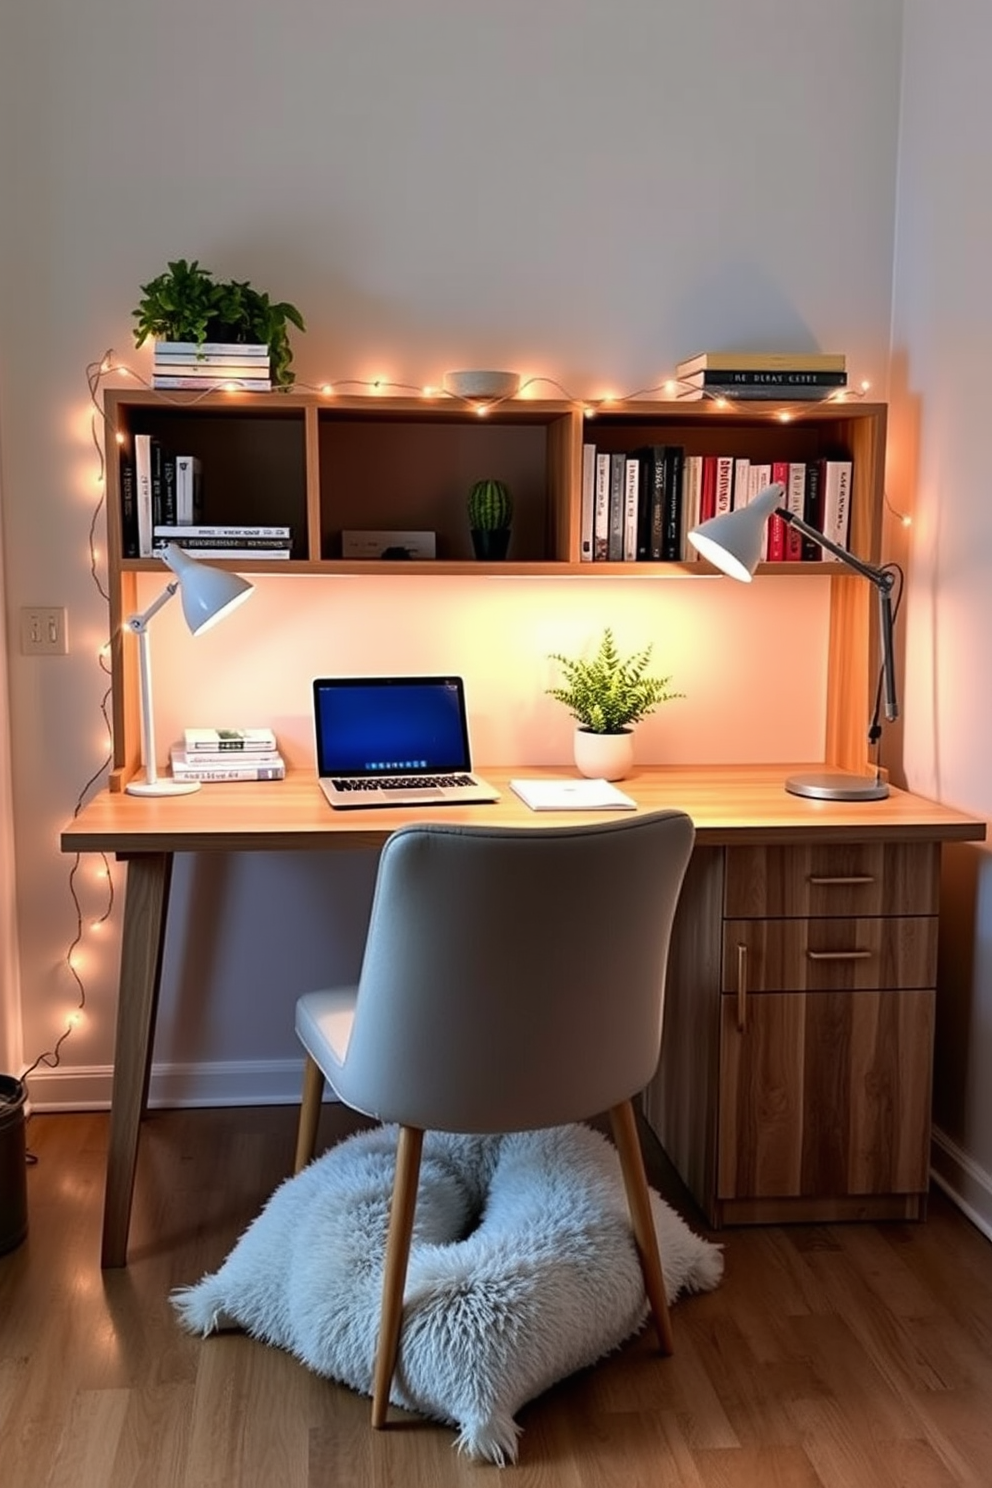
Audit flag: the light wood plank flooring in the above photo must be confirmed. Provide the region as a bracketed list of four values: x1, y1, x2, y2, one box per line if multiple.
[2, 1105, 992, 1487]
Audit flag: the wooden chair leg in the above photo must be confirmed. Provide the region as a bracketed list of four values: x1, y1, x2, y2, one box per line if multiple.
[371, 1124, 424, 1428]
[609, 1099, 675, 1356]
[294, 1055, 326, 1174]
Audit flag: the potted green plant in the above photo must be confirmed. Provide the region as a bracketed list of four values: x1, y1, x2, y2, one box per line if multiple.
[132, 259, 306, 388]
[546, 628, 682, 779]
[467, 478, 513, 560]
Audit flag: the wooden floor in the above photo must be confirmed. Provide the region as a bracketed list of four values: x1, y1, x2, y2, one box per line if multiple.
[2, 1107, 992, 1488]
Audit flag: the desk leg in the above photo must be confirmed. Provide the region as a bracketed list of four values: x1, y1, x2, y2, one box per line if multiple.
[101, 852, 173, 1268]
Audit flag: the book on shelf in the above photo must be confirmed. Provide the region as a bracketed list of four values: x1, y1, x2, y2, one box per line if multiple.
[819, 459, 853, 555]
[767, 461, 790, 561]
[732, 457, 750, 512]
[784, 463, 807, 561]
[623, 456, 640, 561]
[133, 433, 154, 557]
[681, 454, 703, 560]
[662, 446, 684, 560]
[158, 546, 291, 559]
[677, 351, 847, 377]
[509, 777, 636, 811]
[184, 726, 278, 753]
[677, 368, 847, 402]
[152, 355, 273, 374]
[607, 453, 625, 562]
[802, 462, 822, 561]
[153, 341, 270, 359]
[169, 745, 286, 783]
[174, 455, 203, 525]
[747, 464, 773, 561]
[593, 452, 610, 561]
[580, 442, 596, 561]
[119, 455, 139, 558]
[636, 445, 667, 561]
[154, 524, 291, 538]
[152, 375, 272, 391]
[714, 456, 734, 519]
[677, 381, 846, 403]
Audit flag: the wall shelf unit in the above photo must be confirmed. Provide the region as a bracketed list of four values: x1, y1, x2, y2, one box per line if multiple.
[102, 389, 887, 790]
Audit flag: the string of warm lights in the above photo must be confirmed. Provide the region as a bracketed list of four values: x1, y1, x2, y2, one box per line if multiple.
[86, 351, 873, 424]
[19, 362, 120, 1110]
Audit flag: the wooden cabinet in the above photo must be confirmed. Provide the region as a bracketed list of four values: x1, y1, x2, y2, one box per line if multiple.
[102, 389, 886, 789]
[646, 840, 941, 1225]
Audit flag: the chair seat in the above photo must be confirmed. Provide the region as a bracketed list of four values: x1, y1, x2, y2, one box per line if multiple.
[295, 987, 358, 1075]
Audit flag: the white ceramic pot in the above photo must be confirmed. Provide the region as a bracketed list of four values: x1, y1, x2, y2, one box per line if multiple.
[573, 727, 635, 781]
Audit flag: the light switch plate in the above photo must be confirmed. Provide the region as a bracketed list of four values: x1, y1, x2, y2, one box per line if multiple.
[20, 606, 68, 655]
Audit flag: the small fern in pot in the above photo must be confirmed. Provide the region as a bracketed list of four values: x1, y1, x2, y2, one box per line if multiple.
[546, 628, 682, 779]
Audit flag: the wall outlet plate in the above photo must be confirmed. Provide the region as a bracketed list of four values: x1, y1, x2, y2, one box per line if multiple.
[20, 606, 68, 655]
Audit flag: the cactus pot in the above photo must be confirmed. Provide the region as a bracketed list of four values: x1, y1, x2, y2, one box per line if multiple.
[470, 528, 511, 561]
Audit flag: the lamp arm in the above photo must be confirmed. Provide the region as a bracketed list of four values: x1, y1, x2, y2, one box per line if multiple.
[776, 506, 899, 725]
[125, 582, 179, 787]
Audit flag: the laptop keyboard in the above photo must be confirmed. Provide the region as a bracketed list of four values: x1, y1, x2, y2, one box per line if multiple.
[330, 774, 475, 792]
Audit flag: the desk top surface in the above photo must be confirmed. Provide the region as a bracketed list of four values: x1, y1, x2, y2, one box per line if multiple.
[61, 764, 986, 854]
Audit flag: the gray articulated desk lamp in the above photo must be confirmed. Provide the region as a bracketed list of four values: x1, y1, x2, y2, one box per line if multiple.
[125, 542, 254, 796]
[687, 482, 899, 802]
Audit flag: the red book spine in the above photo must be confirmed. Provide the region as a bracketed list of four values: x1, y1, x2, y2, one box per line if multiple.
[767, 460, 790, 561]
[700, 455, 718, 522]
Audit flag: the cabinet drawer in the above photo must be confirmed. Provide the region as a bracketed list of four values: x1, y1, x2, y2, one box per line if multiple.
[725, 843, 939, 919]
[722, 916, 938, 992]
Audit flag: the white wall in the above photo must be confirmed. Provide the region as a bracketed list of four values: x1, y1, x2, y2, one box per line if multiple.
[0, 0, 904, 1105]
[892, 0, 992, 1234]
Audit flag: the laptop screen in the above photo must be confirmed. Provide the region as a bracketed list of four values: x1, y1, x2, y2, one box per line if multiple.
[313, 676, 474, 778]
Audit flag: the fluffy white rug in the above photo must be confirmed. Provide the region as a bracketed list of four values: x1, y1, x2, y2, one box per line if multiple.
[172, 1122, 722, 1465]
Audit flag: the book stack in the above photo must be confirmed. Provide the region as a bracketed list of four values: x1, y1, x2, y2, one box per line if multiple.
[152, 524, 293, 559]
[152, 341, 272, 392]
[170, 727, 286, 783]
[675, 352, 847, 402]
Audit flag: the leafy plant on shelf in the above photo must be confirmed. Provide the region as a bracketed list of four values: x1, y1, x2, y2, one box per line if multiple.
[546, 628, 682, 734]
[131, 258, 306, 387]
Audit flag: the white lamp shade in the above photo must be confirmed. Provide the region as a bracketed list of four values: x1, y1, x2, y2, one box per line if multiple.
[687, 482, 785, 581]
[159, 542, 254, 633]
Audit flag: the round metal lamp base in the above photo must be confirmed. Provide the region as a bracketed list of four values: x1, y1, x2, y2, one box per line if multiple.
[785, 770, 889, 802]
[126, 777, 202, 796]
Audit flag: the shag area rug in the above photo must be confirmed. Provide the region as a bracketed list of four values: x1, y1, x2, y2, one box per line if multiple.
[172, 1121, 722, 1465]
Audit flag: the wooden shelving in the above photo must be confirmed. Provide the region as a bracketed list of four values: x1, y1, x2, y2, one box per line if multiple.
[102, 389, 887, 789]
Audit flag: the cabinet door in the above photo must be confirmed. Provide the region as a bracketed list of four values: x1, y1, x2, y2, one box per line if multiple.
[717, 989, 935, 1200]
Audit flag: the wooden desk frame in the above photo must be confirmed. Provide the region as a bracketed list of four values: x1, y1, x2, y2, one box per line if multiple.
[61, 766, 985, 1267]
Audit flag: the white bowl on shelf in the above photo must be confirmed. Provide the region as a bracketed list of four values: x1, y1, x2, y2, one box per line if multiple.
[443, 369, 521, 401]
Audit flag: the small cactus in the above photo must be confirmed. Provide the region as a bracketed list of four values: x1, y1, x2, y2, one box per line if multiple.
[467, 478, 512, 531]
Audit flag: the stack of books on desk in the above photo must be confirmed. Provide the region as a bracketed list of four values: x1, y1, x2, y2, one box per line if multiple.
[171, 727, 286, 782]
[675, 351, 848, 401]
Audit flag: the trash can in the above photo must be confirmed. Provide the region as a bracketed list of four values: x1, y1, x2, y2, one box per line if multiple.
[0, 1075, 28, 1254]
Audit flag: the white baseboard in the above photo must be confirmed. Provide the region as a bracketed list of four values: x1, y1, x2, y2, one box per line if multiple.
[23, 1059, 341, 1112]
[930, 1126, 992, 1244]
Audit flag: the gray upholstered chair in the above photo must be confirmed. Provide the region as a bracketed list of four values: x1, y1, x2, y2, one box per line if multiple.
[293, 810, 695, 1427]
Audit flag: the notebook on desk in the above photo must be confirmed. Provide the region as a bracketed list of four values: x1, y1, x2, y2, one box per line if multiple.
[312, 675, 500, 809]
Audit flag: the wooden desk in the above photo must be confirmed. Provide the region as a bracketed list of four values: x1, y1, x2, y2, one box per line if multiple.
[61, 765, 985, 1264]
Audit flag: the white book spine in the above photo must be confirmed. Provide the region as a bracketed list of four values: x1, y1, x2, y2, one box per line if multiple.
[580, 443, 596, 562]
[152, 376, 271, 391]
[593, 453, 610, 562]
[153, 525, 290, 538]
[174, 456, 202, 525]
[681, 454, 703, 560]
[133, 433, 154, 557]
[820, 460, 853, 556]
[785, 463, 807, 560]
[623, 458, 640, 561]
[732, 458, 750, 512]
[747, 464, 772, 560]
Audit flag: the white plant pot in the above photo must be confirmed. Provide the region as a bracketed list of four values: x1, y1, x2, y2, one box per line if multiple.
[573, 727, 635, 781]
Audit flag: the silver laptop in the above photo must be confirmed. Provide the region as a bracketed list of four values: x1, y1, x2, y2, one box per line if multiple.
[313, 675, 500, 810]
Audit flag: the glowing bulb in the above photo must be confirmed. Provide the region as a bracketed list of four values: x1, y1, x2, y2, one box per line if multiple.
[320, 384, 334, 396]
[902, 514, 912, 528]
[90, 918, 105, 932]
[861, 379, 871, 392]
[714, 397, 729, 409]
[584, 405, 597, 418]
[422, 385, 436, 398]
[664, 380, 676, 395]
[94, 866, 109, 880]
[117, 366, 130, 378]
[115, 432, 125, 445]
[475, 403, 489, 416]
[67, 1009, 84, 1028]
[223, 382, 240, 393]
[777, 410, 793, 423]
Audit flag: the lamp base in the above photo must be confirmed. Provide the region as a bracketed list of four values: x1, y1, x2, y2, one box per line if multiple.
[126, 776, 201, 797]
[785, 770, 889, 802]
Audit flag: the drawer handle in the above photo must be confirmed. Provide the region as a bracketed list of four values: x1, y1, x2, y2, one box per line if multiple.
[806, 949, 873, 961]
[737, 942, 747, 1033]
[808, 875, 876, 886]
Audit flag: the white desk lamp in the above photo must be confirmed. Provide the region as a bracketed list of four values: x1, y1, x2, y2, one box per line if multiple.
[125, 543, 254, 797]
[688, 482, 899, 802]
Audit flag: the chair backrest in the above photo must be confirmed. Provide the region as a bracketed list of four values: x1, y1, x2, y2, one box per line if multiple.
[331, 810, 695, 1132]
